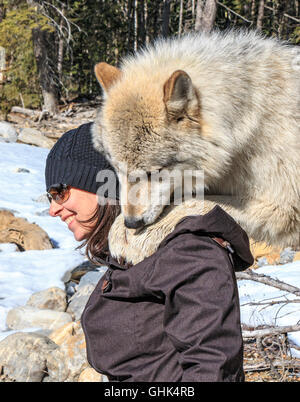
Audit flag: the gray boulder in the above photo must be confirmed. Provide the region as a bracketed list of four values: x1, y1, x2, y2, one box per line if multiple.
[46, 322, 88, 382]
[6, 306, 72, 331]
[78, 269, 106, 289]
[26, 287, 67, 312]
[0, 122, 17, 143]
[67, 284, 96, 321]
[18, 128, 55, 149]
[0, 332, 57, 382]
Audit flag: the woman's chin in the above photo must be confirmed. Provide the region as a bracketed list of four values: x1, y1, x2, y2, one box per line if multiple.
[73, 231, 87, 242]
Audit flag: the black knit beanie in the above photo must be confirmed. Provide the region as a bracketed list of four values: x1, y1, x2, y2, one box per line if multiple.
[45, 123, 119, 199]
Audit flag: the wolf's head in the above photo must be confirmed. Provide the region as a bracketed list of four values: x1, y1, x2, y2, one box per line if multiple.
[93, 62, 218, 229]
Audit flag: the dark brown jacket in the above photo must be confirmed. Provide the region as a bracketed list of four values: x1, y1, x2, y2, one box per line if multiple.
[81, 206, 254, 382]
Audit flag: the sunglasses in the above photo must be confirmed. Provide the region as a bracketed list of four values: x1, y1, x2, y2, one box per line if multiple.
[47, 183, 71, 205]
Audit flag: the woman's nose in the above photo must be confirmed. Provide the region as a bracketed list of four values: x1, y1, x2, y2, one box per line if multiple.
[49, 200, 63, 217]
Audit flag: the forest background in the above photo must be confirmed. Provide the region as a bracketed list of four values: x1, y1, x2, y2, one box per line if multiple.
[0, 0, 299, 116]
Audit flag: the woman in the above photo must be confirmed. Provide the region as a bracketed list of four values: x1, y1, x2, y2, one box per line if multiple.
[45, 122, 120, 262]
[46, 123, 254, 382]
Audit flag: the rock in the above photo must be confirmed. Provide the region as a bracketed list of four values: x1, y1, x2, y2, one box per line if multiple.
[250, 240, 282, 260]
[46, 321, 88, 382]
[65, 281, 77, 300]
[256, 257, 269, 267]
[265, 252, 281, 265]
[33, 193, 50, 204]
[18, 127, 55, 149]
[0, 332, 57, 382]
[0, 209, 53, 251]
[62, 260, 101, 284]
[48, 321, 77, 345]
[35, 208, 50, 216]
[293, 252, 300, 262]
[0, 122, 17, 143]
[78, 367, 103, 382]
[279, 247, 295, 264]
[26, 287, 67, 312]
[254, 247, 296, 266]
[66, 284, 96, 321]
[0, 209, 15, 226]
[6, 306, 72, 331]
[78, 269, 106, 289]
[14, 167, 30, 173]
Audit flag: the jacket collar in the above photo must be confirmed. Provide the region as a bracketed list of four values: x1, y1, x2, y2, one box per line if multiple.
[105, 205, 253, 272]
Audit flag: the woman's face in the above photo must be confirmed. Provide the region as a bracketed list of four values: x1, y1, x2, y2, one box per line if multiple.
[49, 187, 98, 241]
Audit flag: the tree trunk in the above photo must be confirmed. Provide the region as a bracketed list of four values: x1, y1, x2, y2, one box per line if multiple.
[195, 0, 217, 32]
[162, 0, 171, 37]
[138, 0, 146, 47]
[57, 5, 66, 83]
[178, 0, 184, 36]
[0, 46, 5, 84]
[256, 0, 264, 30]
[192, 0, 195, 20]
[144, 0, 149, 45]
[201, 0, 217, 32]
[250, 0, 256, 20]
[0, 1, 6, 23]
[134, 0, 138, 51]
[27, 0, 58, 114]
[32, 28, 58, 115]
[195, 0, 203, 31]
[127, 0, 134, 51]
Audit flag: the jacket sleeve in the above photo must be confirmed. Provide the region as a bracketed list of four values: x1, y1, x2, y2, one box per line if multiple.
[144, 234, 244, 382]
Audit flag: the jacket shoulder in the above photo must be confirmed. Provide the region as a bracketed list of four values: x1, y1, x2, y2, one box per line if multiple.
[142, 232, 234, 297]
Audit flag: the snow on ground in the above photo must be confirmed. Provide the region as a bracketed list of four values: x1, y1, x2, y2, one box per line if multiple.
[0, 141, 299, 354]
[238, 261, 300, 356]
[0, 142, 86, 335]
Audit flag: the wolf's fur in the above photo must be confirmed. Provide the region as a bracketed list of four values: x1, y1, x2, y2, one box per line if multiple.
[108, 198, 240, 265]
[93, 29, 300, 261]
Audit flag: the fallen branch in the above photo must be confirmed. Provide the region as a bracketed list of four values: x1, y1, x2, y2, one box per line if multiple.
[244, 358, 300, 373]
[243, 324, 300, 339]
[10, 106, 41, 117]
[236, 270, 300, 297]
[241, 299, 300, 307]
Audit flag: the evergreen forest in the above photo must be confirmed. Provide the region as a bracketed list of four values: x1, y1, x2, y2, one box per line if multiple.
[0, 0, 299, 114]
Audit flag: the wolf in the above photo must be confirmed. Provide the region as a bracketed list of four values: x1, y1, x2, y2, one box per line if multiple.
[92, 29, 300, 256]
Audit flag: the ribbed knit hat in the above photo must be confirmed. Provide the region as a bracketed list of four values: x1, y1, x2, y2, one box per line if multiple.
[45, 123, 119, 199]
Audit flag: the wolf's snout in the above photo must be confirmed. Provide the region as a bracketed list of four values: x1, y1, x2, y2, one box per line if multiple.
[124, 216, 144, 229]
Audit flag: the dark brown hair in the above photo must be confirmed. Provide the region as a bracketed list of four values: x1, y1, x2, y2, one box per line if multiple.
[78, 199, 121, 264]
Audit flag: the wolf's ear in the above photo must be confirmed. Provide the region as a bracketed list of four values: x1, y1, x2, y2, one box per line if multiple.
[163, 70, 197, 115]
[94, 62, 122, 92]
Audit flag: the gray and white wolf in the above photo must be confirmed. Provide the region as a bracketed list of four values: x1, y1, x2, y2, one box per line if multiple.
[92, 29, 300, 261]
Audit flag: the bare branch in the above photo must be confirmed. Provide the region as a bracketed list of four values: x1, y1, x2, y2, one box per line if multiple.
[216, 1, 252, 24]
[244, 358, 300, 372]
[243, 324, 300, 339]
[241, 299, 300, 307]
[42, 1, 82, 40]
[236, 270, 300, 297]
[264, 4, 300, 23]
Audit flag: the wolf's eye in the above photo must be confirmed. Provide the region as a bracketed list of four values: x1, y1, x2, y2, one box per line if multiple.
[176, 116, 184, 123]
